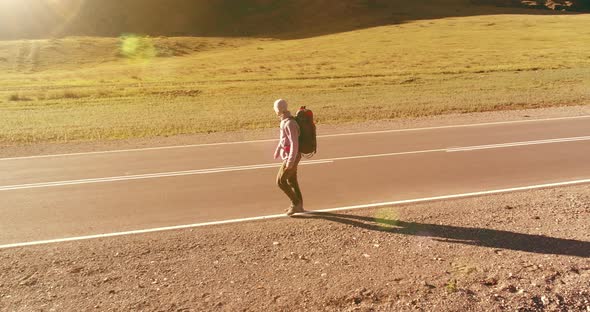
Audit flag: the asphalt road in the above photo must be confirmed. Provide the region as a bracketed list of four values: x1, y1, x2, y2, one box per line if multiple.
[1, 116, 590, 246]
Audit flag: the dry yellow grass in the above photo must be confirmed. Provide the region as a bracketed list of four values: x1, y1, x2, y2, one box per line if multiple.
[0, 13, 589, 144]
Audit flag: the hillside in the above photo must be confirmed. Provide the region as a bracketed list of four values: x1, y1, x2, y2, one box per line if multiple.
[1, 12, 589, 144]
[0, 0, 588, 144]
[0, 0, 587, 40]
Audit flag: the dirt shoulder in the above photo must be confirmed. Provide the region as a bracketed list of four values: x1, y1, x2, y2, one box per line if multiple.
[1, 104, 589, 159]
[1, 184, 589, 311]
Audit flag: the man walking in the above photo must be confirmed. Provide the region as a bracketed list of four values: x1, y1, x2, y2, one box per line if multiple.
[273, 99, 304, 216]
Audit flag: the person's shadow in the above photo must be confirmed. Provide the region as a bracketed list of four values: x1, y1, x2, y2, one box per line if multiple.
[294, 211, 590, 258]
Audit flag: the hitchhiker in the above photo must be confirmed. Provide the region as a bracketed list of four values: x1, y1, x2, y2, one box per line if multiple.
[273, 99, 304, 216]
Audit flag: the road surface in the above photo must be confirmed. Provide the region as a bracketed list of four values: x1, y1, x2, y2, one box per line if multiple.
[1, 116, 590, 246]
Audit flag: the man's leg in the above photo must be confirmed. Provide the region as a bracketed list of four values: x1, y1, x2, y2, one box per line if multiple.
[286, 155, 303, 208]
[285, 154, 304, 215]
[276, 162, 299, 206]
[287, 172, 303, 207]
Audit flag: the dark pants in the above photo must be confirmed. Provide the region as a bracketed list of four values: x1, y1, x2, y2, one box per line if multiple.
[276, 153, 303, 206]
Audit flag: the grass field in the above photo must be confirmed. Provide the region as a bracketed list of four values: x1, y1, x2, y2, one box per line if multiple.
[0, 13, 589, 144]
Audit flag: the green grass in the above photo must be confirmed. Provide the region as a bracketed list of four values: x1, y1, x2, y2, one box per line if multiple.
[0, 14, 589, 144]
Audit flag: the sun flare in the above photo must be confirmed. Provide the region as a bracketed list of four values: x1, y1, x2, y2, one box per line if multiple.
[0, 0, 83, 37]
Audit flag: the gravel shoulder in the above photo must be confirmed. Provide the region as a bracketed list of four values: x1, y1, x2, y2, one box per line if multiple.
[1, 184, 589, 311]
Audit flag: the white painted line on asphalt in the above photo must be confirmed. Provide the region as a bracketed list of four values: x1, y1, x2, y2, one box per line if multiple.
[313, 134, 590, 163]
[318, 115, 590, 138]
[329, 148, 445, 161]
[0, 160, 333, 192]
[2, 134, 589, 191]
[2, 178, 590, 250]
[2, 115, 589, 161]
[313, 178, 590, 214]
[446, 135, 590, 152]
[0, 138, 277, 161]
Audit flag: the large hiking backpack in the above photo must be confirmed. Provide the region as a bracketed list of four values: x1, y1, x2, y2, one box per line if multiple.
[294, 106, 317, 157]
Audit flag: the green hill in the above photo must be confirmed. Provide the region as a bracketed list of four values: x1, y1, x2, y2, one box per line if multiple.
[1, 0, 587, 40]
[0, 0, 588, 144]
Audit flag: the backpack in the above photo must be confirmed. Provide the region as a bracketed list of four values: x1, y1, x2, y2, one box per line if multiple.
[294, 106, 317, 157]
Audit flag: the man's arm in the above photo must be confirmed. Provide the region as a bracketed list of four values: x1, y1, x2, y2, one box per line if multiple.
[273, 141, 281, 159]
[285, 120, 300, 169]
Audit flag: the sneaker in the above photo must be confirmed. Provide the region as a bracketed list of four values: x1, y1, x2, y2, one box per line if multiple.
[286, 202, 304, 216]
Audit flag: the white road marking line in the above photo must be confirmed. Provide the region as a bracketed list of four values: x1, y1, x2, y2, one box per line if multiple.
[2, 115, 589, 161]
[0, 160, 333, 192]
[329, 148, 445, 161]
[0, 139, 277, 161]
[2, 178, 590, 250]
[2, 134, 589, 191]
[321, 133, 590, 162]
[318, 115, 590, 138]
[446, 135, 590, 152]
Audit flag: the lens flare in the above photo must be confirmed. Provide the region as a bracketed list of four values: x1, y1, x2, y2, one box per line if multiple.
[120, 34, 157, 63]
[374, 208, 400, 230]
[0, 0, 84, 38]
